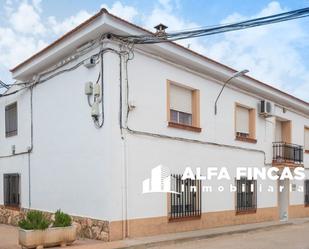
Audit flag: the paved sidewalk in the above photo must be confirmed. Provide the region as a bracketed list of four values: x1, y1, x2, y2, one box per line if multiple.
[151, 222, 309, 249]
[1, 218, 309, 249]
[81, 219, 296, 249]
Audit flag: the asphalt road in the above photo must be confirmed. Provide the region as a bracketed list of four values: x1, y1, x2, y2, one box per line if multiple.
[151, 222, 309, 249]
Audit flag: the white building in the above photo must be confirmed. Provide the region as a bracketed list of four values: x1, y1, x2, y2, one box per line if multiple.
[1, 9, 309, 241]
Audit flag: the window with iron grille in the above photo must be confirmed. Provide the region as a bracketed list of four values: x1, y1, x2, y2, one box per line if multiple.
[5, 102, 18, 137]
[169, 174, 201, 220]
[236, 177, 257, 213]
[305, 180, 309, 206]
[3, 174, 20, 207]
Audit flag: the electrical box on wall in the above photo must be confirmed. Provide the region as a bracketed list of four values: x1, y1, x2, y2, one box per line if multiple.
[93, 84, 101, 97]
[11, 145, 16, 155]
[83, 58, 96, 68]
[85, 82, 93, 95]
[91, 102, 100, 117]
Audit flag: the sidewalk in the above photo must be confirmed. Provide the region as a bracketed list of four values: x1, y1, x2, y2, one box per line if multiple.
[2, 218, 309, 249]
[75, 217, 309, 249]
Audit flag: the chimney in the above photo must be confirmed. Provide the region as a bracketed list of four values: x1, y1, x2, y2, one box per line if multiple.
[154, 23, 168, 37]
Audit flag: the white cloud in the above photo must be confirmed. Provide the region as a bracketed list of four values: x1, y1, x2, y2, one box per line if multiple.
[0, 0, 308, 101]
[9, 1, 45, 34]
[203, 1, 309, 101]
[0, 0, 139, 85]
[48, 10, 92, 36]
[31, 0, 42, 13]
[101, 1, 138, 22]
[0, 27, 47, 67]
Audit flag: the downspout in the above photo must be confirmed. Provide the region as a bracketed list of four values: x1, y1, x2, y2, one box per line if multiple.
[119, 50, 129, 239]
[121, 133, 129, 238]
[121, 47, 135, 238]
[27, 86, 34, 208]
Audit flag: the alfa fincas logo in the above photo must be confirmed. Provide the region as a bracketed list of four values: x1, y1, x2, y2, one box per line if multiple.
[142, 165, 179, 194]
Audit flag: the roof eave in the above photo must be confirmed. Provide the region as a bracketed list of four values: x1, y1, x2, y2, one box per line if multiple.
[10, 8, 309, 111]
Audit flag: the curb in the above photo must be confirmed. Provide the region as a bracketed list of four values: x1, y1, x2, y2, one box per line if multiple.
[119, 222, 293, 249]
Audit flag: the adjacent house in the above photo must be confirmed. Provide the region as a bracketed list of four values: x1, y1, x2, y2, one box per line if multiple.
[1, 8, 309, 241]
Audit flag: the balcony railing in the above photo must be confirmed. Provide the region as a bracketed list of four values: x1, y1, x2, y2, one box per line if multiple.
[273, 142, 303, 165]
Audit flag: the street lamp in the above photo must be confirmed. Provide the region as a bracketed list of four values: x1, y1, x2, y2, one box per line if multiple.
[214, 69, 249, 115]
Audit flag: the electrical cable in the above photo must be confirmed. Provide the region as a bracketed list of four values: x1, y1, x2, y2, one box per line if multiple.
[93, 50, 105, 128]
[0, 85, 29, 97]
[114, 7, 309, 44]
[119, 41, 272, 166]
[87, 73, 101, 107]
[0, 80, 9, 89]
[4, 7, 309, 97]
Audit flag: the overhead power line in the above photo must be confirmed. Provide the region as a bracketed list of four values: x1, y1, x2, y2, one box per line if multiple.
[114, 7, 309, 44]
[0, 79, 9, 89]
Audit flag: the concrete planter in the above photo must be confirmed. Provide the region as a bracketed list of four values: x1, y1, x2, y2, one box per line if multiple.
[19, 226, 76, 249]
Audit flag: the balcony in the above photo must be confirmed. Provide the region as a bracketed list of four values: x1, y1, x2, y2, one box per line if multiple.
[273, 142, 303, 166]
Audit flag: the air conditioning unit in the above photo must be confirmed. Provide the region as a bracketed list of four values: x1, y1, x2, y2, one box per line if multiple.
[258, 100, 273, 117]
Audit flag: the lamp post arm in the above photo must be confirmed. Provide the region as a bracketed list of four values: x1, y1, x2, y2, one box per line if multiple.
[214, 76, 233, 115]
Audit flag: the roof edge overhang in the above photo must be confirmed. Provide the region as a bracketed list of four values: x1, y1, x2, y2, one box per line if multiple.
[10, 8, 107, 74]
[10, 8, 309, 115]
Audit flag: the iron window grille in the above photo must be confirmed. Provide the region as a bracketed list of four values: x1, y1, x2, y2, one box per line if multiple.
[169, 174, 201, 220]
[5, 102, 18, 137]
[236, 177, 257, 213]
[273, 142, 303, 164]
[3, 174, 20, 207]
[305, 180, 309, 206]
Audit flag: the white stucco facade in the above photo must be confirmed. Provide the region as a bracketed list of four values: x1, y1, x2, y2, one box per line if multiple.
[1, 9, 309, 239]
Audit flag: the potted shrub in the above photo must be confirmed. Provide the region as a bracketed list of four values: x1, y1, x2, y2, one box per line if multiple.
[19, 210, 76, 249]
[18, 210, 51, 249]
[44, 210, 76, 247]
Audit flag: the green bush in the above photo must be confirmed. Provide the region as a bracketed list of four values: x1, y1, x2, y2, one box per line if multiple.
[53, 209, 72, 227]
[18, 211, 51, 230]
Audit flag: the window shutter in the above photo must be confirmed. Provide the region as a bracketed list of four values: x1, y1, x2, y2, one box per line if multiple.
[305, 129, 309, 150]
[236, 106, 249, 134]
[5, 103, 17, 136]
[170, 84, 192, 114]
[11, 106, 17, 133]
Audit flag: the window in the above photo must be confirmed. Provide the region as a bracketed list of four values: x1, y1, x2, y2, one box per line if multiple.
[170, 110, 192, 126]
[305, 127, 309, 153]
[305, 180, 309, 206]
[167, 81, 201, 132]
[170, 84, 193, 125]
[5, 102, 18, 137]
[3, 174, 20, 207]
[235, 104, 256, 143]
[236, 177, 257, 213]
[169, 174, 201, 220]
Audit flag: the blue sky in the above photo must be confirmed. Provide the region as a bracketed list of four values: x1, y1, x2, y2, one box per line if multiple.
[0, 0, 309, 101]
